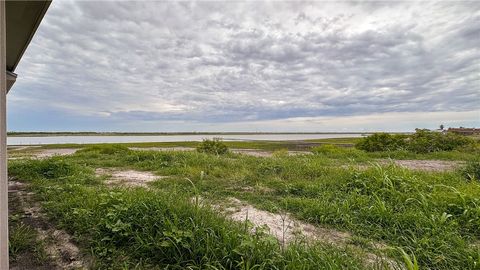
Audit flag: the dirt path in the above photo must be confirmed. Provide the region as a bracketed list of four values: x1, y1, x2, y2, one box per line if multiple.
[378, 159, 462, 172]
[33, 149, 79, 158]
[8, 146, 41, 152]
[8, 179, 91, 269]
[8, 148, 79, 159]
[95, 168, 164, 187]
[224, 198, 350, 245]
[218, 197, 399, 269]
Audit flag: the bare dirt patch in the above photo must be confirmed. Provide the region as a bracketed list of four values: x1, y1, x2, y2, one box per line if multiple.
[341, 160, 462, 172]
[8, 179, 91, 269]
[378, 159, 462, 172]
[223, 198, 350, 245]
[8, 146, 41, 152]
[32, 149, 78, 159]
[95, 168, 164, 187]
[217, 198, 399, 269]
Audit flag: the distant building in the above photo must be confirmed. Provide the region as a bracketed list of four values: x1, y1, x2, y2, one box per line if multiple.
[447, 128, 480, 135]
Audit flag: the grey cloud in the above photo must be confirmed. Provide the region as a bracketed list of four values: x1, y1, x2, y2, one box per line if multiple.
[9, 0, 480, 128]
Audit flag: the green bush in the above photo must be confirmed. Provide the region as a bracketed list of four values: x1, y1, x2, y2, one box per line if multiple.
[356, 130, 474, 153]
[407, 130, 474, 153]
[196, 138, 229, 155]
[355, 133, 407, 152]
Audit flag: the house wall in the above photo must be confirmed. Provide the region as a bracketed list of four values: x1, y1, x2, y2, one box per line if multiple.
[0, 1, 8, 268]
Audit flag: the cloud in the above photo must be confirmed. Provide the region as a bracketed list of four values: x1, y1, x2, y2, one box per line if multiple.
[7, 0, 480, 131]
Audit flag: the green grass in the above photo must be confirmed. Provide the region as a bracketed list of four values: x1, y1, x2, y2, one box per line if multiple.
[14, 136, 476, 162]
[15, 136, 361, 151]
[9, 223, 41, 260]
[9, 157, 370, 269]
[8, 144, 480, 269]
[8, 198, 49, 264]
[34, 140, 308, 151]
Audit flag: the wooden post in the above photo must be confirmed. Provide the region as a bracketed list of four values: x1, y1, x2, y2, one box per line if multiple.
[0, 0, 8, 268]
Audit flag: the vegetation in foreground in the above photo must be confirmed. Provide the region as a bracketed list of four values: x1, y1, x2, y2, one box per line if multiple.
[9, 157, 368, 269]
[8, 185, 50, 268]
[8, 138, 480, 269]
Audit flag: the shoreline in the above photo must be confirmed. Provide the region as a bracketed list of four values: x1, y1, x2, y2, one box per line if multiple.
[7, 131, 410, 137]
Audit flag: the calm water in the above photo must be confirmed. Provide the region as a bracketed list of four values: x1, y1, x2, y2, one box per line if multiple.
[7, 133, 367, 145]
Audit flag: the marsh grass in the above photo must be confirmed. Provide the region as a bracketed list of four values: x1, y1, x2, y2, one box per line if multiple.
[8, 144, 480, 269]
[9, 157, 368, 269]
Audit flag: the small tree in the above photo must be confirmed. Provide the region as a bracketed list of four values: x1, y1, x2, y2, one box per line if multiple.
[440, 124, 444, 130]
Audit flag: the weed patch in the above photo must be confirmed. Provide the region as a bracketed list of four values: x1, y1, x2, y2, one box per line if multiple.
[8, 144, 480, 269]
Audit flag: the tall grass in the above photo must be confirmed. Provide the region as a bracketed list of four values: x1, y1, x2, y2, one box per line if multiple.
[8, 145, 480, 269]
[9, 158, 366, 269]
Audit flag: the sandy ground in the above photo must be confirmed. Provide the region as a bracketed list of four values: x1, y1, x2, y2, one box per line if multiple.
[224, 198, 351, 246]
[95, 168, 164, 187]
[218, 197, 398, 268]
[8, 180, 90, 269]
[8, 148, 80, 159]
[33, 149, 79, 158]
[8, 146, 41, 151]
[378, 159, 462, 172]
[342, 159, 461, 172]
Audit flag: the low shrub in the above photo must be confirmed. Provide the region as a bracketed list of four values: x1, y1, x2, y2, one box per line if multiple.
[355, 133, 407, 152]
[407, 130, 474, 153]
[356, 130, 475, 153]
[196, 138, 229, 155]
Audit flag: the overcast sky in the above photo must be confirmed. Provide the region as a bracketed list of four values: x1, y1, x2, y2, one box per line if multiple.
[8, 0, 480, 132]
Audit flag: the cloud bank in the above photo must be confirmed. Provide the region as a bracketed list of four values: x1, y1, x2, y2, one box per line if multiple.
[8, 0, 480, 131]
